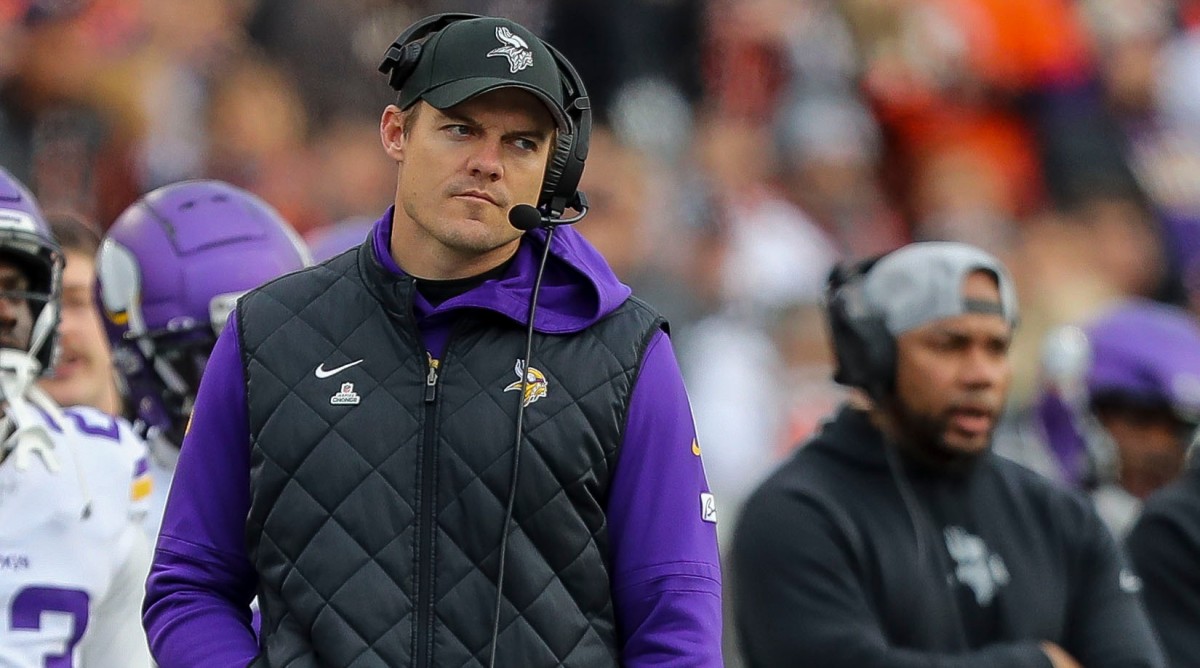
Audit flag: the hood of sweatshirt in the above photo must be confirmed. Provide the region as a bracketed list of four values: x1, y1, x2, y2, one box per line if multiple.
[369, 207, 631, 334]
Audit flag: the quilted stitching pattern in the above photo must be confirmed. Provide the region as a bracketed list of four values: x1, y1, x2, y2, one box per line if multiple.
[243, 250, 662, 667]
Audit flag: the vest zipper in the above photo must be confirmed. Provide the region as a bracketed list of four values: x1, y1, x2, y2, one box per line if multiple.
[416, 353, 439, 668]
[425, 361, 438, 403]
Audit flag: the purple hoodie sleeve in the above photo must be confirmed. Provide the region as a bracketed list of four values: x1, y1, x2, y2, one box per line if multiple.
[608, 329, 724, 666]
[143, 316, 259, 667]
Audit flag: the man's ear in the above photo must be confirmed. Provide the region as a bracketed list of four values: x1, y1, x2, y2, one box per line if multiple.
[380, 105, 407, 162]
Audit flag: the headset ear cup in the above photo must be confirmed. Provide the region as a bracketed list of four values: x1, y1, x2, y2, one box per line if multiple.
[826, 292, 870, 389]
[539, 132, 575, 216]
[859, 316, 896, 396]
[824, 260, 896, 399]
[379, 12, 482, 93]
[383, 41, 424, 92]
[827, 305, 894, 398]
[536, 42, 590, 218]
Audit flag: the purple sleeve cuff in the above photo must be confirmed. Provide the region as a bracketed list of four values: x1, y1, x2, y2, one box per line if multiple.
[608, 329, 724, 666]
[143, 316, 259, 666]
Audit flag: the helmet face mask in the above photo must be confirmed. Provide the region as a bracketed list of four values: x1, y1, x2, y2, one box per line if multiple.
[98, 179, 311, 446]
[0, 169, 64, 392]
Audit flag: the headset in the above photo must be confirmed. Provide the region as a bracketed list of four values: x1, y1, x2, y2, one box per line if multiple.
[378, 12, 592, 224]
[824, 254, 894, 402]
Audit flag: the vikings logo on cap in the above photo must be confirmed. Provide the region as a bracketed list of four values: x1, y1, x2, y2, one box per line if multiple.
[487, 26, 533, 73]
[504, 359, 548, 407]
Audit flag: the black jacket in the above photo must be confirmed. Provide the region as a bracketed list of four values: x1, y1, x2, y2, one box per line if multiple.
[1127, 465, 1200, 667]
[732, 406, 1165, 667]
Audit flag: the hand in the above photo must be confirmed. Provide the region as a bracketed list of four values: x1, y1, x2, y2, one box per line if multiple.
[1041, 642, 1083, 668]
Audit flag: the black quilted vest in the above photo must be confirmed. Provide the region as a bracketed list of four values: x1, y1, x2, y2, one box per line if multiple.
[238, 238, 665, 667]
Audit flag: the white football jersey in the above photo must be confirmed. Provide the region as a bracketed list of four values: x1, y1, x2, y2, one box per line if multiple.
[0, 404, 153, 668]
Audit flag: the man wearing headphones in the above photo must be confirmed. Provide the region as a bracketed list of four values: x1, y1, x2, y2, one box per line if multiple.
[142, 13, 722, 668]
[731, 242, 1164, 667]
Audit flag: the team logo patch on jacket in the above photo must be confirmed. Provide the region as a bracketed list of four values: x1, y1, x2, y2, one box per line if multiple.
[944, 526, 1010, 606]
[504, 360, 548, 407]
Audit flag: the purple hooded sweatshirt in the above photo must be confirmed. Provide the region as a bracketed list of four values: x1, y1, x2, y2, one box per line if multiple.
[143, 211, 723, 666]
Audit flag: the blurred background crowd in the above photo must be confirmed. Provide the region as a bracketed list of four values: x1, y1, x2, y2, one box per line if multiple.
[5, 0, 1200, 663]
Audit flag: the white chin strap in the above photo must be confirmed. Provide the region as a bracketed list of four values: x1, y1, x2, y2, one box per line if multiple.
[0, 348, 93, 518]
[0, 348, 57, 472]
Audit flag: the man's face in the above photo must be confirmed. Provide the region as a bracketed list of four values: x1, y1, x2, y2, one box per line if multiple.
[382, 88, 556, 279]
[1095, 403, 1190, 499]
[39, 250, 116, 411]
[888, 271, 1013, 468]
[0, 260, 33, 353]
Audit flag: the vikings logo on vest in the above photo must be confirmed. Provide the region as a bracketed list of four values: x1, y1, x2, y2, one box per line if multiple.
[487, 26, 533, 73]
[504, 360, 548, 407]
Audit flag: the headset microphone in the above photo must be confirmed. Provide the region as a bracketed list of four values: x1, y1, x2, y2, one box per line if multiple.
[507, 193, 590, 231]
[508, 204, 545, 231]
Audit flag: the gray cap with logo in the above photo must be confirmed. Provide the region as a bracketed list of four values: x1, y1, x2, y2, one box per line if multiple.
[862, 241, 1019, 336]
[397, 16, 569, 131]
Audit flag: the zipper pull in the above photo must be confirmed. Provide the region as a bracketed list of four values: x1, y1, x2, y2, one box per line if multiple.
[425, 361, 438, 403]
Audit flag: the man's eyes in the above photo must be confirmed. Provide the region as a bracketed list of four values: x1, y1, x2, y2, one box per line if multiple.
[512, 137, 538, 152]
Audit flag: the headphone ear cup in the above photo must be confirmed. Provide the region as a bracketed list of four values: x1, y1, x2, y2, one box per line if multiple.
[539, 131, 576, 216]
[536, 42, 590, 218]
[858, 316, 896, 395]
[828, 306, 894, 397]
[382, 41, 424, 92]
[826, 291, 869, 388]
[825, 271, 895, 398]
[379, 13, 483, 94]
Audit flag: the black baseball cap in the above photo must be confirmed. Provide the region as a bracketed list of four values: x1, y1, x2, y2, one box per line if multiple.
[397, 17, 569, 131]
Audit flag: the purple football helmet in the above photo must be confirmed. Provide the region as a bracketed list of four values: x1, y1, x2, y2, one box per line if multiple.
[97, 180, 311, 447]
[1037, 298, 1200, 486]
[0, 166, 63, 379]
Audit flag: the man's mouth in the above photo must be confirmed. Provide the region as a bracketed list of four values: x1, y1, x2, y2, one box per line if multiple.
[947, 406, 994, 438]
[454, 190, 499, 205]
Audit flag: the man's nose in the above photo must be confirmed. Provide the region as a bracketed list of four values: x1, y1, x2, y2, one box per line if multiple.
[961, 346, 1006, 387]
[466, 140, 504, 181]
[0, 294, 21, 320]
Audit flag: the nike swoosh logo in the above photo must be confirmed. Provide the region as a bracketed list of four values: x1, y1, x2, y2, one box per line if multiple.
[314, 359, 363, 379]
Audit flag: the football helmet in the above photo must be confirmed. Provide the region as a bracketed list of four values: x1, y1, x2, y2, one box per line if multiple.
[0, 166, 63, 380]
[97, 180, 311, 447]
[0, 166, 70, 474]
[1038, 298, 1200, 487]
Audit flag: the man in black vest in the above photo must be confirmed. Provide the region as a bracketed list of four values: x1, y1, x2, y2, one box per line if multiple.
[732, 242, 1165, 667]
[142, 13, 723, 668]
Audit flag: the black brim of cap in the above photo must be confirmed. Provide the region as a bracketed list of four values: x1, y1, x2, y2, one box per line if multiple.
[420, 78, 570, 132]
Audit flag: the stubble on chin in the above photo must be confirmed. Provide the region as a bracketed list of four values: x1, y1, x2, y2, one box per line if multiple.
[888, 401, 989, 475]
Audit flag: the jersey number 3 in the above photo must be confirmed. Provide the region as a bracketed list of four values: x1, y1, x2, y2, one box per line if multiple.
[11, 586, 90, 667]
